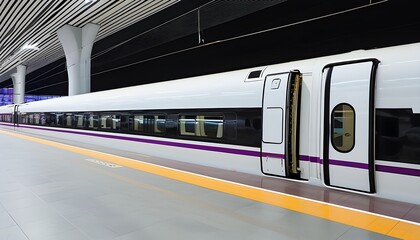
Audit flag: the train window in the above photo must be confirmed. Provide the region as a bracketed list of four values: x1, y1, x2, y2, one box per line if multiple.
[20, 114, 27, 124]
[64, 113, 74, 127]
[0, 114, 11, 122]
[48, 113, 60, 126]
[86, 114, 99, 129]
[146, 114, 166, 133]
[44, 113, 51, 125]
[57, 114, 64, 126]
[132, 115, 144, 132]
[33, 113, 40, 125]
[179, 115, 196, 136]
[331, 103, 355, 152]
[40, 114, 47, 125]
[100, 114, 121, 130]
[74, 114, 85, 128]
[179, 114, 223, 139]
[27, 114, 34, 124]
[376, 109, 420, 164]
[130, 114, 166, 134]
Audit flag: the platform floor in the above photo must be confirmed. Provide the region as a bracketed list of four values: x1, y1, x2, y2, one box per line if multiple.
[0, 127, 419, 240]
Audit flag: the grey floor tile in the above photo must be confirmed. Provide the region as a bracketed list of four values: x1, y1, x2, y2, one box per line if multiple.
[17, 175, 52, 187]
[28, 181, 77, 196]
[274, 211, 352, 240]
[19, 218, 75, 240]
[234, 201, 291, 222]
[0, 209, 16, 229]
[40, 229, 93, 240]
[70, 214, 119, 240]
[8, 204, 64, 225]
[0, 190, 36, 202]
[0, 226, 28, 240]
[116, 214, 225, 240]
[338, 227, 397, 240]
[0, 182, 25, 193]
[0, 194, 45, 212]
[99, 215, 145, 236]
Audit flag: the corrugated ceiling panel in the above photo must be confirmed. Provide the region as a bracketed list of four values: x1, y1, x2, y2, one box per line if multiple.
[0, 0, 180, 81]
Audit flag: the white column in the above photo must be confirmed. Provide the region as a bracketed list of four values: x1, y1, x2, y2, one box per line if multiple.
[57, 23, 100, 96]
[10, 65, 27, 104]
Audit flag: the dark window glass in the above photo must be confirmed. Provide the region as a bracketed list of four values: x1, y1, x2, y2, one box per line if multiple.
[49, 113, 60, 126]
[100, 114, 121, 130]
[57, 114, 64, 126]
[74, 114, 84, 128]
[0, 114, 11, 122]
[376, 109, 420, 164]
[28, 114, 34, 124]
[21, 114, 28, 124]
[64, 113, 74, 127]
[179, 115, 196, 136]
[130, 114, 166, 133]
[40, 114, 46, 125]
[154, 115, 166, 133]
[248, 70, 262, 79]
[86, 114, 99, 129]
[331, 103, 355, 153]
[179, 114, 223, 139]
[132, 115, 144, 132]
[34, 113, 40, 125]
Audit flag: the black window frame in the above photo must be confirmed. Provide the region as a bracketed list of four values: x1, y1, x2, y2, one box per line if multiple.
[331, 103, 356, 153]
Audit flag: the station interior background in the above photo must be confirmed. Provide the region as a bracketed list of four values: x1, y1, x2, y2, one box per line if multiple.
[1, 0, 419, 97]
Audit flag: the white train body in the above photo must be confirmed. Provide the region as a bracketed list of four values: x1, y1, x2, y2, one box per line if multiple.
[1, 42, 419, 204]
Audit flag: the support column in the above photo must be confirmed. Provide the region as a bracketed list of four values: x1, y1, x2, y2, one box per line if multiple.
[57, 23, 100, 96]
[10, 65, 27, 104]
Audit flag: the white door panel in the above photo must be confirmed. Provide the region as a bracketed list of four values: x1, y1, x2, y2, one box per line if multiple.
[323, 60, 378, 193]
[262, 73, 289, 176]
[263, 108, 283, 143]
[262, 72, 301, 178]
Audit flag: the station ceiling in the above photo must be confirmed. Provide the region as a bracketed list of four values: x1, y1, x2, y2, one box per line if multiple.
[0, 0, 181, 82]
[1, 0, 420, 95]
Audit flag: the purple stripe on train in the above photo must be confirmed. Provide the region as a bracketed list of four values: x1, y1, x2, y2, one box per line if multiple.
[328, 159, 369, 169]
[17, 124, 262, 157]
[1, 123, 419, 177]
[376, 165, 420, 177]
[299, 155, 322, 164]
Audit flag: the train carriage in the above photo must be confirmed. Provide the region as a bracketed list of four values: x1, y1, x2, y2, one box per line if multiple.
[1, 42, 419, 204]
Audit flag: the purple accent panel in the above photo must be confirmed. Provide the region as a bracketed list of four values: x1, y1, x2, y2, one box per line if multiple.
[328, 159, 369, 169]
[299, 155, 320, 163]
[299, 155, 310, 161]
[262, 152, 285, 159]
[18, 125, 262, 157]
[299, 155, 322, 163]
[376, 165, 420, 177]
[3, 123, 419, 178]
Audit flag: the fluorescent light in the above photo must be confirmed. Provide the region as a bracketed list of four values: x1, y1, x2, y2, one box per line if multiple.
[21, 44, 39, 51]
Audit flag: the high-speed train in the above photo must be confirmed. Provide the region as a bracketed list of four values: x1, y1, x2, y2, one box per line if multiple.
[1, 42, 419, 204]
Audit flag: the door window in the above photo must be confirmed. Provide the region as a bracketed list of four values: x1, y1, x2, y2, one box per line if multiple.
[331, 103, 355, 152]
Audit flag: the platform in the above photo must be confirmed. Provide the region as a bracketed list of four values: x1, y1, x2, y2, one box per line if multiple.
[0, 127, 419, 240]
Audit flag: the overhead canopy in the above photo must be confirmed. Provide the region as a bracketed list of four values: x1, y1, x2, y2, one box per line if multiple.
[0, 0, 180, 82]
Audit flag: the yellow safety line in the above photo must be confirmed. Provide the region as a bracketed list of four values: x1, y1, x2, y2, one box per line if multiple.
[1, 129, 419, 239]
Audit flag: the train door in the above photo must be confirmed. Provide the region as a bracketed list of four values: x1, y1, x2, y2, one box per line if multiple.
[13, 105, 19, 127]
[322, 59, 379, 193]
[261, 71, 301, 178]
